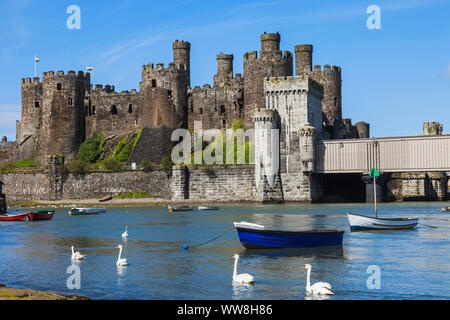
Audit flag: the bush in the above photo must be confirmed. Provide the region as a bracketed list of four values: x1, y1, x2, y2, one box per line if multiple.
[115, 190, 156, 199]
[232, 119, 244, 131]
[104, 158, 124, 172]
[78, 133, 105, 162]
[161, 155, 173, 176]
[140, 159, 155, 172]
[64, 159, 91, 174]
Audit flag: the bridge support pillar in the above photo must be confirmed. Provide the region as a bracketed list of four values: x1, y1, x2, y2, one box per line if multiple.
[362, 174, 388, 203]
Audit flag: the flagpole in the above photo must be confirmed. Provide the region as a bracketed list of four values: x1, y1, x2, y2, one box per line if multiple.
[34, 55, 36, 77]
[374, 175, 377, 218]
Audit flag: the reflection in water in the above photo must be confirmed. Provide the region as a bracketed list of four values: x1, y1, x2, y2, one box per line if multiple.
[304, 293, 332, 300]
[232, 282, 255, 300]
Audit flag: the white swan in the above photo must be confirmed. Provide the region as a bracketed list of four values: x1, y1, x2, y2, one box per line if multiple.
[122, 226, 128, 239]
[71, 246, 86, 261]
[116, 245, 129, 266]
[304, 264, 334, 295]
[232, 254, 254, 284]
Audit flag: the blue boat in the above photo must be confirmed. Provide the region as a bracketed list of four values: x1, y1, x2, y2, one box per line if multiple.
[233, 221, 344, 249]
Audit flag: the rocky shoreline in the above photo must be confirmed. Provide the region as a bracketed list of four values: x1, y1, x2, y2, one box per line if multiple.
[0, 283, 90, 300]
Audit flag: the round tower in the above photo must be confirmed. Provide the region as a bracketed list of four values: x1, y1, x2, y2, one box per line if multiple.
[311, 65, 342, 127]
[260, 32, 280, 52]
[299, 122, 316, 172]
[295, 45, 313, 74]
[356, 121, 370, 138]
[18, 77, 43, 142]
[40, 70, 89, 162]
[214, 53, 233, 86]
[172, 40, 191, 86]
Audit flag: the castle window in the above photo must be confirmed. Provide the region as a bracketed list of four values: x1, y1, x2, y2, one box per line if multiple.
[35, 101, 40, 108]
[168, 90, 172, 99]
[151, 79, 157, 87]
[111, 105, 118, 115]
[128, 104, 132, 113]
[92, 106, 96, 115]
[199, 108, 203, 114]
[68, 98, 72, 106]
[57, 83, 61, 90]
[134, 119, 138, 126]
[334, 97, 337, 106]
[220, 105, 225, 115]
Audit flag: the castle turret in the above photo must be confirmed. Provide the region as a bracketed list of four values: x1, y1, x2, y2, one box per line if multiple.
[295, 45, 313, 74]
[423, 121, 443, 135]
[214, 53, 233, 86]
[172, 40, 191, 86]
[356, 121, 370, 138]
[18, 77, 43, 143]
[243, 32, 293, 128]
[299, 123, 315, 173]
[40, 70, 89, 161]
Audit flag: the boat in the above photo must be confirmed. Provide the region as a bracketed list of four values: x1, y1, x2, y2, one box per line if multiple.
[233, 221, 344, 249]
[198, 206, 219, 210]
[442, 206, 450, 213]
[29, 210, 55, 221]
[0, 211, 31, 221]
[347, 212, 418, 231]
[348, 168, 419, 231]
[0, 210, 54, 221]
[168, 205, 194, 212]
[69, 208, 106, 215]
[99, 195, 113, 202]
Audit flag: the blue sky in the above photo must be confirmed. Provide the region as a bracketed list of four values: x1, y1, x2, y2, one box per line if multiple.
[1, 0, 449, 140]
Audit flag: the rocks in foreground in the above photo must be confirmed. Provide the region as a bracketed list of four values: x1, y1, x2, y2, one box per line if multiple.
[0, 283, 90, 300]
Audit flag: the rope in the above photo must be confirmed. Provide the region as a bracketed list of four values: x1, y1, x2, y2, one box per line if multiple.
[418, 223, 438, 228]
[182, 227, 235, 250]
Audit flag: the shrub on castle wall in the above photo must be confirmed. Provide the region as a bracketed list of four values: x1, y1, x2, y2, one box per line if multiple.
[113, 129, 142, 162]
[104, 158, 124, 172]
[64, 159, 91, 174]
[140, 159, 156, 172]
[161, 155, 173, 177]
[77, 133, 105, 163]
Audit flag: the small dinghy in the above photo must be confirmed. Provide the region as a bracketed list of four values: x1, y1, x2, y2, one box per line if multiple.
[347, 212, 418, 231]
[233, 221, 344, 249]
[168, 205, 194, 212]
[29, 210, 55, 221]
[99, 195, 113, 202]
[69, 208, 106, 215]
[198, 206, 219, 210]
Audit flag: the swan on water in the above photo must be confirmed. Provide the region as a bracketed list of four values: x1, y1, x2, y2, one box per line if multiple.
[304, 264, 334, 295]
[122, 226, 128, 239]
[116, 245, 129, 266]
[71, 246, 86, 261]
[232, 254, 254, 284]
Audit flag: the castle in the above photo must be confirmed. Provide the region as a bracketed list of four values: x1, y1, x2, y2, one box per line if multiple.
[5, 32, 369, 167]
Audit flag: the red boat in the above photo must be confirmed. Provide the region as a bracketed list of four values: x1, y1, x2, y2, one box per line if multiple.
[99, 195, 113, 202]
[0, 210, 55, 221]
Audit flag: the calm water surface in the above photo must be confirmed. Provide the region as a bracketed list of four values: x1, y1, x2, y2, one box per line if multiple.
[0, 202, 449, 300]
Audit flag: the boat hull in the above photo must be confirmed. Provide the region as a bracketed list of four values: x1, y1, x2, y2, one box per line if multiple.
[235, 226, 344, 249]
[69, 208, 106, 215]
[99, 195, 112, 202]
[168, 206, 194, 212]
[0, 212, 30, 221]
[347, 212, 418, 231]
[198, 206, 219, 210]
[29, 210, 55, 221]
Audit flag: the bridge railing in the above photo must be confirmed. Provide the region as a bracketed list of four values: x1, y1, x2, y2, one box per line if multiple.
[314, 134, 450, 173]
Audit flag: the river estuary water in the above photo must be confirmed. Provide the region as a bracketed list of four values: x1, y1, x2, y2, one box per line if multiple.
[0, 202, 449, 300]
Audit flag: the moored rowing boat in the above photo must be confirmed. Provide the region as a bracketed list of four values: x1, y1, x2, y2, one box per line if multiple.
[69, 208, 106, 215]
[347, 212, 418, 231]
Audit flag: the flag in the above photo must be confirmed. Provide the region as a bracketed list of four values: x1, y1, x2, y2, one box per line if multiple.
[86, 66, 93, 72]
[34, 57, 39, 63]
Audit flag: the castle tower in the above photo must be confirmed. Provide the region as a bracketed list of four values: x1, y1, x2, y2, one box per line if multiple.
[40, 70, 89, 161]
[310, 64, 342, 128]
[214, 53, 233, 86]
[17, 77, 43, 144]
[243, 32, 293, 128]
[356, 121, 370, 138]
[254, 108, 283, 203]
[295, 45, 313, 74]
[172, 40, 191, 87]
[423, 121, 443, 135]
